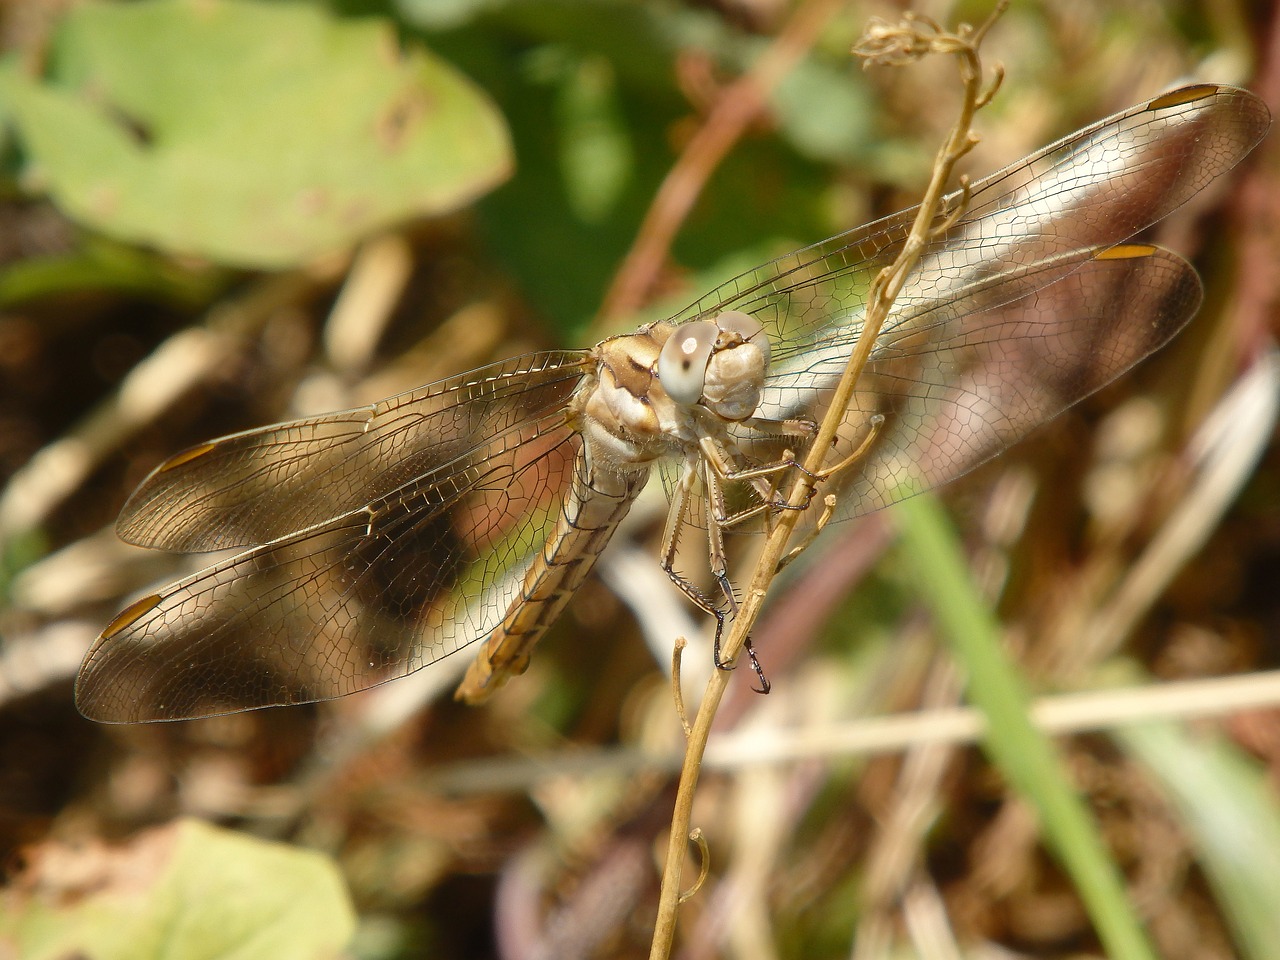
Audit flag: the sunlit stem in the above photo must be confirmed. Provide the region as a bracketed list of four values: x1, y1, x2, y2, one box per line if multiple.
[649, 6, 1008, 958]
[776, 494, 838, 573]
[671, 636, 692, 738]
[678, 828, 711, 904]
[776, 410, 886, 571]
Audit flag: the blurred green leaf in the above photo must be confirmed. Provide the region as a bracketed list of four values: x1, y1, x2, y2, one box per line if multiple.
[1121, 720, 1280, 960]
[895, 492, 1158, 960]
[0, 818, 355, 960]
[398, 0, 504, 30]
[771, 58, 876, 165]
[554, 53, 632, 223]
[0, 527, 48, 603]
[0, 238, 226, 307]
[0, 0, 512, 268]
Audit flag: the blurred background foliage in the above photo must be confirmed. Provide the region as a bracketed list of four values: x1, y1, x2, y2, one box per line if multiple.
[0, 0, 1277, 958]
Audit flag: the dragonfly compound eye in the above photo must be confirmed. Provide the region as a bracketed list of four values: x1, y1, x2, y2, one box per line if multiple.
[658, 320, 717, 405]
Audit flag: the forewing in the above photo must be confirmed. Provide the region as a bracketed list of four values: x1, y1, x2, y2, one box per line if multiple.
[78, 357, 591, 721]
[762, 245, 1202, 524]
[687, 84, 1265, 523]
[674, 84, 1267, 357]
[118, 351, 592, 551]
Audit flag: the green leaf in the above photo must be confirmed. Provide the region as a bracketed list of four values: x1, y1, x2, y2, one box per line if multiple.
[770, 58, 876, 166]
[554, 54, 632, 223]
[1121, 720, 1280, 960]
[895, 492, 1158, 960]
[0, 818, 356, 960]
[0, 0, 513, 268]
[0, 239, 226, 307]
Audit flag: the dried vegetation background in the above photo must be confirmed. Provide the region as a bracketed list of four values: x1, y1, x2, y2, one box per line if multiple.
[1, 0, 1279, 958]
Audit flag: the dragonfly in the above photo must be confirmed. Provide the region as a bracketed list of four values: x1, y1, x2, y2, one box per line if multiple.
[76, 83, 1269, 723]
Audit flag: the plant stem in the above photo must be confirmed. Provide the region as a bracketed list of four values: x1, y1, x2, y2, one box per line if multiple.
[648, 6, 1008, 956]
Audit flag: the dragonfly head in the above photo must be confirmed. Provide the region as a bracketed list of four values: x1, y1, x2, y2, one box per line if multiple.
[657, 311, 770, 422]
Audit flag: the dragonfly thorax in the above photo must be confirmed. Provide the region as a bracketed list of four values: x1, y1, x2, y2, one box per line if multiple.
[575, 310, 771, 472]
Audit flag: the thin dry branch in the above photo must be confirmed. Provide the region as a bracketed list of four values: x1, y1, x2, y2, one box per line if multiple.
[647, 5, 1010, 956]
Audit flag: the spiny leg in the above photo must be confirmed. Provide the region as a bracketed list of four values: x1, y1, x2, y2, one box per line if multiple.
[659, 456, 733, 666]
[700, 457, 741, 673]
[680, 414, 888, 690]
[696, 435, 817, 526]
[659, 414, 863, 693]
[722, 410, 886, 522]
[657, 456, 758, 683]
[701, 457, 771, 694]
[734, 415, 820, 521]
[744, 638, 770, 694]
[736, 415, 817, 440]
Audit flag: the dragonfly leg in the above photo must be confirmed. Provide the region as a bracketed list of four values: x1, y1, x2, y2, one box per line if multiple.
[703, 459, 774, 690]
[659, 454, 751, 677]
[703, 439, 820, 486]
[815, 413, 885, 482]
[740, 412, 886, 538]
[744, 638, 770, 694]
[661, 562, 733, 676]
[701, 457, 737, 610]
[769, 416, 886, 573]
[697, 436, 817, 527]
[711, 408, 885, 516]
[731, 415, 822, 502]
[776, 493, 839, 572]
[661, 455, 733, 627]
[736, 415, 817, 440]
[712, 480, 814, 532]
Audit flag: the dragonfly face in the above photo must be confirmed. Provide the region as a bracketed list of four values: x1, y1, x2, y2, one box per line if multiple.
[75, 83, 1270, 722]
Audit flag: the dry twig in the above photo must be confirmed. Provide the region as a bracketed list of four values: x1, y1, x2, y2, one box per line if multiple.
[647, 5, 1009, 956]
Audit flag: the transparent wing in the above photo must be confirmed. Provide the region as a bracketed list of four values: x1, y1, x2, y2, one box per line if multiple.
[762, 244, 1200, 525]
[77, 353, 592, 721]
[670, 83, 1268, 522]
[78, 85, 1268, 719]
[118, 351, 592, 551]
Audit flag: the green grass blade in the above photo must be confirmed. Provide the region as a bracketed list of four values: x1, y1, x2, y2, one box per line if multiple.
[1121, 719, 1280, 959]
[894, 491, 1156, 960]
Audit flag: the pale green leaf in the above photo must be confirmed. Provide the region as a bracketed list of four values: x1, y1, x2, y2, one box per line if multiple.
[1122, 721, 1280, 960]
[0, 0, 513, 268]
[0, 818, 356, 960]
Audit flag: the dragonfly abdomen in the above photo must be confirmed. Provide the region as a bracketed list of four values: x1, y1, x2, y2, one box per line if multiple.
[454, 450, 649, 703]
